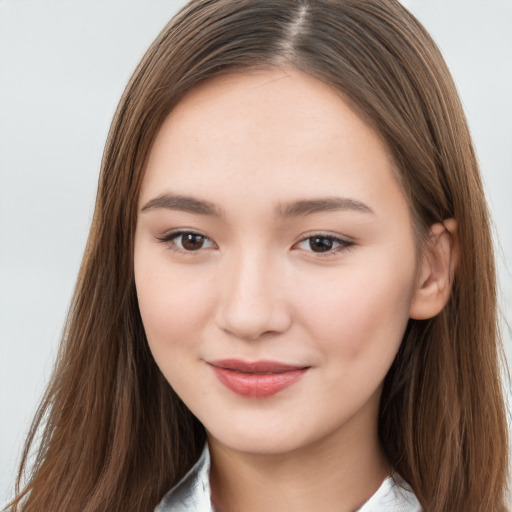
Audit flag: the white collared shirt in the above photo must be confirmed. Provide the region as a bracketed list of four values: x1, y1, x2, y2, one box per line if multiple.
[155, 445, 421, 512]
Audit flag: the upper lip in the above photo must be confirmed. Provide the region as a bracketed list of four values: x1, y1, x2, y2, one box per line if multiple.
[208, 359, 310, 374]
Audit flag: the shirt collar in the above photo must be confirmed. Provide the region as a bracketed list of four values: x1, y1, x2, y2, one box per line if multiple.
[155, 445, 212, 512]
[155, 444, 421, 512]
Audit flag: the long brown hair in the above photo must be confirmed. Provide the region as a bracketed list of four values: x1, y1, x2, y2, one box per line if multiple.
[8, 1, 509, 510]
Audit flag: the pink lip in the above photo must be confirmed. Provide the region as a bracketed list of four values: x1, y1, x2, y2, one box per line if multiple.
[208, 359, 310, 398]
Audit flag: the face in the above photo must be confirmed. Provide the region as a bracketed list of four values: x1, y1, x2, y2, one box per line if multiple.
[134, 68, 420, 456]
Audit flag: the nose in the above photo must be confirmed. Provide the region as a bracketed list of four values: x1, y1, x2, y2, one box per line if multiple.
[215, 251, 292, 341]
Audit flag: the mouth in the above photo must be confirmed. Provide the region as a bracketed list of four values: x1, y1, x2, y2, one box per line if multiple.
[208, 359, 310, 398]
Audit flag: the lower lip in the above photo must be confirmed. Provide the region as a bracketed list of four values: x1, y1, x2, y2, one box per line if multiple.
[210, 366, 308, 397]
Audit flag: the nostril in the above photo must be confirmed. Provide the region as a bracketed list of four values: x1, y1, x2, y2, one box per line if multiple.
[216, 298, 292, 341]
[220, 327, 283, 342]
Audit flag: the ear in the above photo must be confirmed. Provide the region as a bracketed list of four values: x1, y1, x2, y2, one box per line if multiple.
[409, 218, 459, 320]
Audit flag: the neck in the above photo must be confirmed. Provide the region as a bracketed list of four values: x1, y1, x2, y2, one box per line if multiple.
[208, 404, 389, 512]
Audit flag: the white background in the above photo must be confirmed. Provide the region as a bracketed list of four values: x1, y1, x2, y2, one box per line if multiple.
[1, 0, 511, 503]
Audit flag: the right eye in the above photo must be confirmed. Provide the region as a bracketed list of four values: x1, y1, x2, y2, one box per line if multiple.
[157, 231, 216, 252]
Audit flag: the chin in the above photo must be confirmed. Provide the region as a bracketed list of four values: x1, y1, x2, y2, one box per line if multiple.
[204, 414, 321, 456]
[210, 431, 306, 456]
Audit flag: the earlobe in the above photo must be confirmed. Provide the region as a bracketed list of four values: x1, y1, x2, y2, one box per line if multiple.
[409, 219, 459, 320]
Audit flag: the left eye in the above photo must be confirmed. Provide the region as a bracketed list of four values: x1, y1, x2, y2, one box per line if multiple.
[159, 231, 216, 252]
[296, 235, 351, 254]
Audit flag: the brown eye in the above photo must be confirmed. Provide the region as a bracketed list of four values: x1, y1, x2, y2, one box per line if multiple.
[309, 236, 334, 252]
[295, 234, 352, 255]
[180, 233, 207, 251]
[157, 231, 216, 252]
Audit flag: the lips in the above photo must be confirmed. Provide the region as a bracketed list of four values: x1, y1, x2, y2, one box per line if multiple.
[208, 359, 310, 398]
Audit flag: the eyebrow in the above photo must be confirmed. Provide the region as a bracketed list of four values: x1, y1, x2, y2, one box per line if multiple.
[140, 193, 374, 217]
[277, 197, 374, 217]
[141, 193, 223, 216]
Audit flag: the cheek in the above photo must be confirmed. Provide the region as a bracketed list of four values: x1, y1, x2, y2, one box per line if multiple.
[134, 249, 213, 363]
[293, 254, 416, 368]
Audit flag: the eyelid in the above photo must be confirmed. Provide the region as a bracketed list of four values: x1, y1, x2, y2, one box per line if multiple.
[156, 229, 217, 253]
[155, 229, 353, 257]
[293, 232, 354, 256]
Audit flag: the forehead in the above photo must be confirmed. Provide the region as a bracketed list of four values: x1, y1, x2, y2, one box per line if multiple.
[160, 68, 383, 156]
[140, 68, 408, 221]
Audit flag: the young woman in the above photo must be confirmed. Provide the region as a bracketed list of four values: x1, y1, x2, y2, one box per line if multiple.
[7, 0, 509, 511]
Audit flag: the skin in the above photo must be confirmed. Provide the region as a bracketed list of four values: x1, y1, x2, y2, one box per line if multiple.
[134, 68, 457, 512]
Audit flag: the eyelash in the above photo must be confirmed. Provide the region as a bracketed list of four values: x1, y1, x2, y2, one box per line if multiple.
[156, 230, 353, 257]
[295, 233, 354, 257]
[156, 231, 217, 254]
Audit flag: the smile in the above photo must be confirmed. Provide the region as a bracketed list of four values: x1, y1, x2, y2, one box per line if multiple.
[208, 359, 310, 398]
